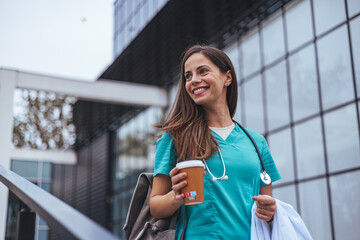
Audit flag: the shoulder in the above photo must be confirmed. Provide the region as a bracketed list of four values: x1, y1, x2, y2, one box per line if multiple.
[242, 127, 266, 145]
[156, 131, 173, 145]
[156, 132, 175, 151]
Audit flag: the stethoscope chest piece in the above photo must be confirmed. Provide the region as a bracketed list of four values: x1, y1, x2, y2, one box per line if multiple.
[260, 171, 271, 185]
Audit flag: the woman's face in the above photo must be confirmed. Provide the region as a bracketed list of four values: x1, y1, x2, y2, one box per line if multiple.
[184, 53, 231, 108]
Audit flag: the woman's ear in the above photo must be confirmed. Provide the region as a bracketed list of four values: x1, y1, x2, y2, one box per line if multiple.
[225, 70, 232, 86]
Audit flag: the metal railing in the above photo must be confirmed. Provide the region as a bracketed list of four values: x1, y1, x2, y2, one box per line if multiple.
[0, 164, 120, 240]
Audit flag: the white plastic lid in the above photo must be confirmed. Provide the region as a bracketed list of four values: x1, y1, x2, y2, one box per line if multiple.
[176, 160, 204, 169]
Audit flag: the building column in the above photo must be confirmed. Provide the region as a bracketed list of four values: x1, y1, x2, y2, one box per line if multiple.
[0, 69, 17, 240]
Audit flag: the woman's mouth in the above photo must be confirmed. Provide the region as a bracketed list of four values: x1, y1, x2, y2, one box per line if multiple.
[193, 87, 208, 95]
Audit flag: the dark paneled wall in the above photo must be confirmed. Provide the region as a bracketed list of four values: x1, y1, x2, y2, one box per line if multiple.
[50, 132, 110, 239]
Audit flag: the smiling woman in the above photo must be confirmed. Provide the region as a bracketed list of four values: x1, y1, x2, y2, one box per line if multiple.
[184, 53, 232, 108]
[149, 45, 281, 239]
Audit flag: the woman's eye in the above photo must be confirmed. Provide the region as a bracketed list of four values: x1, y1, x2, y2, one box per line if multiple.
[185, 73, 192, 80]
[200, 69, 208, 74]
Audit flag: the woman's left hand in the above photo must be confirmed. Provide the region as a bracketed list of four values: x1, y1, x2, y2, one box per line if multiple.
[252, 195, 276, 222]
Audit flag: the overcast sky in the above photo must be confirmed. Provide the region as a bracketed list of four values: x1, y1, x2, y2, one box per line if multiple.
[0, 0, 114, 82]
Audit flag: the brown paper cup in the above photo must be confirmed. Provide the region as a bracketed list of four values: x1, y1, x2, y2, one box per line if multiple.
[176, 160, 205, 205]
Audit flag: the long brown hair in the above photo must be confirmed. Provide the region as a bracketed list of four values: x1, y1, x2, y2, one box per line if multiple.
[159, 45, 238, 161]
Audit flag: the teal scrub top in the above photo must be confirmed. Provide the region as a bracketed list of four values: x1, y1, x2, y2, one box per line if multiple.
[153, 124, 281, 240]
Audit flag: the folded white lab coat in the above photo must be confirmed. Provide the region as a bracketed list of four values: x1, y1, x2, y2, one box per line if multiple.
[251, 198, 313, 240]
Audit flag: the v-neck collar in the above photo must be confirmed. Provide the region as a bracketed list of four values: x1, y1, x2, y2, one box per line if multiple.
[210, 123, 239, 143]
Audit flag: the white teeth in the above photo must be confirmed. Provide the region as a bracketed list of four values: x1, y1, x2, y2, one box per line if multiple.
[194, 88, 206, 94]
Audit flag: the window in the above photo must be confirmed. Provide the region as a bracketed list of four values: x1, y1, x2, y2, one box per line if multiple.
[272, 185, 298, 211]
[262, 11, 286, 65]
[285, 0, 313, 51]
[6, 160, 51, 240]
[267, 128, 294, 184]
[313, 0, 346, 36]
[241, 28, 261, 78]
[324, 104, 360, 173]
[347, 0, 360, 18]
[243, 76, 265, 134]
[298, 178, 332, 240]
[289, 44, 319, 121]
[330, 170, 360, 239]
[265, 61, 290, 130]
[294, 117, 325, 179]
[317, 25, 354, 110]
[350, 17, 360, 97]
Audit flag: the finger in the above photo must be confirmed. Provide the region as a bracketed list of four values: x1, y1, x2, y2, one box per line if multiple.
[169, 167, 179, 177]
[172, 180, 187, 192]
[256, 207, 274, 216]
[171, 172, 187, 186]
[174, 192, 185, 200]
[253, 195, 275, 205]
[255, 211, 272, 222]
[258, 201, 276, 210]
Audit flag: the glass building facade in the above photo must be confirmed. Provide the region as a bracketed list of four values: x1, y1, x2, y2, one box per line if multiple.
[113, 0, 169, 57]
[5, 160, 51, 240]
[112, 0, 360, 239]
[225, 0, 360, 239]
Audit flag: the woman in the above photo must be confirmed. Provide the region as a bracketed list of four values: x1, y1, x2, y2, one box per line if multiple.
[149, 45, 281, 239]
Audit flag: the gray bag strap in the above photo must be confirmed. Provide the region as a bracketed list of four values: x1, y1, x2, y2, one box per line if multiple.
[123, 173, 154, 239]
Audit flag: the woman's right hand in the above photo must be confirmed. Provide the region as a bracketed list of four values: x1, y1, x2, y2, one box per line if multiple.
[169, 167, 187, 200]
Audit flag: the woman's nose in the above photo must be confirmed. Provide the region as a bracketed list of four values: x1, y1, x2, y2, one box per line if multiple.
[191, 74, 201, 83]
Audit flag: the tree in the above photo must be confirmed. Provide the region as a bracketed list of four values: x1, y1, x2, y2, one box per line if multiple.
[12, 89, 76, 150]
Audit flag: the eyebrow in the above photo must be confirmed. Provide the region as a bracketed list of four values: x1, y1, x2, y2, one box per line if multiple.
[184, 64, 209, 74]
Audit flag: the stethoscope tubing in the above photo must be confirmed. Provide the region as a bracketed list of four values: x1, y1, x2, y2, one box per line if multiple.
[203, 121, 270, 183]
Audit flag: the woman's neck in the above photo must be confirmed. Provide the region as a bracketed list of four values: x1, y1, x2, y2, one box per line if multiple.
[204, 106, 233, 128]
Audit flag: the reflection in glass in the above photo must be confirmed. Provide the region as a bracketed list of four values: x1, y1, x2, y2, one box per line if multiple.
[39, 217, 47, 226]
[289, 44, 319, 121]
[262, 12, 285, 65]
[38, 230, 48, 240]
[294, 117, 325, 179]
[265, 61, 290, 130]
[224, 41, 241, 80]
[330, 170, 360, 239]
[42, 162, 51, 179]
[117, 107, 162, 179]
[347, 0, 360, 18]
[41, 182, 51, 192]
[241, 28, 261, 78]
[317, 25, 354, 110]
[298, 178, 332, 240]
[11, 160, 38, 179]
[313, 0, 346, 36]
[267, 128, 294, 184]
[324, 104, 360, 172]
[350, 17, 360, 98]
[243, 76, 265, 134]
[273, 185, 297, 211]
[285, 0, 313, 51]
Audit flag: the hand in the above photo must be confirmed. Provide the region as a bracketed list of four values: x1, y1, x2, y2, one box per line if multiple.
[169, 167, 187, 200]
[169, 167, 207, 201]
[252, 195, 276, 222]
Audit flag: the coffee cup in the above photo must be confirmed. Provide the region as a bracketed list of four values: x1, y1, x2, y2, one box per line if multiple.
[176, 160, 205, 205]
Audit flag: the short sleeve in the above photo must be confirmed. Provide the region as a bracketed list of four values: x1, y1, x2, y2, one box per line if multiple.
[259, 135, 281, 187]
[153, 132, 177, 177]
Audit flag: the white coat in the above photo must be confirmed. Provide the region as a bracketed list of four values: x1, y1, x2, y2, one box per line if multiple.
[251, 198, 313, 240]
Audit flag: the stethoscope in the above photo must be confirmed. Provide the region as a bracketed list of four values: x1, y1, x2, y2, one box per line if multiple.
[203, 122, 271, 185]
